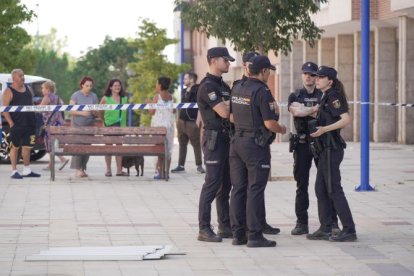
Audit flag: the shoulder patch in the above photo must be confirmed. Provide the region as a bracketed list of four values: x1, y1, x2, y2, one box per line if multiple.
[332, 99, 341, 109]
[269, 101, 276, 111]
[208, 92, 217, 101]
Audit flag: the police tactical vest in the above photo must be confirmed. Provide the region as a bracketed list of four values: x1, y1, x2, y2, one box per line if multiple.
[293, 88, 322, 135]
[231, 79, 264, 133]
[198, 76, 231, 130]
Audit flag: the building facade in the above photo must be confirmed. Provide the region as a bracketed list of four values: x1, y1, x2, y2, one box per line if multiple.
[174, 0, 414, 144]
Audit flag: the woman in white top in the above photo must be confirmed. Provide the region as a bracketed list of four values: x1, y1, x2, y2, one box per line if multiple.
[148, 77, 175, 179]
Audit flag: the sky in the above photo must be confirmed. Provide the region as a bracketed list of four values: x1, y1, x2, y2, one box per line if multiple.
[20, 0, 177, 60]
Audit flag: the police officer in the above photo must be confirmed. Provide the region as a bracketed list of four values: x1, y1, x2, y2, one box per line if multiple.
[197, 47, 234, 242]
[230, 55, 286, 247]
[232, 51, 259, 87]
[307, 66, 357, 242]
[233, 51, 281, 236]
[288, 62, 340, 235]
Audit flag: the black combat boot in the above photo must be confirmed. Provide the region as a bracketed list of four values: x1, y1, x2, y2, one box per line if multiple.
[198, 226, 222, 242]
[306, 227, 330, 240]
[329, 229, 357, 242]
[217, 225, 233, 238]
[291, 223, 309, 235]
[262, 222, 280, 235]
[247, 236, 277, 248]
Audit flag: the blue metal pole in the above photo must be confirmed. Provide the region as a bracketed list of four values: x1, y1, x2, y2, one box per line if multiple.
[356, 0, 374, 191]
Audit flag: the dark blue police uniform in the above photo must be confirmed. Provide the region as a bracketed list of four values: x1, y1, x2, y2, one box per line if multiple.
[288, 88, 322, 226]
[315, 87, 355, 236]
[197, 72, 232, 233]
[229, 78, 277, 243]
[288, 88, 339, 235]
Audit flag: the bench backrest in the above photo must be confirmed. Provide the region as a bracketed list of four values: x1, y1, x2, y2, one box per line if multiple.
[49, 126, 166, 144]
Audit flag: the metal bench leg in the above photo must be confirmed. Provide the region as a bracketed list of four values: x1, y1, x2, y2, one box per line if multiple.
[51, 152, 55, 182]
[165, 141, 169, 181]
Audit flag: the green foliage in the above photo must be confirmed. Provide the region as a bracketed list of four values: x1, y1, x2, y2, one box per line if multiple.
[0, 0, 35, 71]
[127, 19, 190, 126]
[29, 28, 75, 102]
[175, 0, 326, 55]
[33, 50, 74, 103]
[72, 37, 137, 98]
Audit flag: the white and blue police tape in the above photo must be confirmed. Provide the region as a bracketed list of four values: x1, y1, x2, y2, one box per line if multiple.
[348, 101, 414, 107]
[0, 101, 413, 113]
[0, 103, 198, 113]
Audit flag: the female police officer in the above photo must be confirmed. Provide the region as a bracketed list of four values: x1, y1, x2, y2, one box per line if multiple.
[307, 66, 357, 242]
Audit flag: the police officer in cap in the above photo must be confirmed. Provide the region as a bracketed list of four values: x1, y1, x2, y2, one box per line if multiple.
[232, 51, 281, 236]
[232, 51, 259, 88]
[288, 62, 340, 236]
[230, 55, 286, 247]
[307, 66, 357, 242]
[197, 46, 234, 242]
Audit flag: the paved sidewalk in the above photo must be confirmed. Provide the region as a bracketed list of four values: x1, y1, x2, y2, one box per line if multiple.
[0, 142, 413, 275]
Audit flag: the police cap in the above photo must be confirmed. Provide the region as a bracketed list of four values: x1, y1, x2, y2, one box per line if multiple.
[242, 51, 260, 63]
[207, 47, 235, 62]
[316, 66, 337, 80]
[301, 62, 318, 75]
[249, 55, 276, 71]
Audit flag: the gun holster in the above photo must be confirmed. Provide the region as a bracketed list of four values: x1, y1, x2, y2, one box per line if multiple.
[289, 133, 298, 152]
[206, 129, 218, 151]
[254, 126, 275, 147]
[309, 138, 323, 159]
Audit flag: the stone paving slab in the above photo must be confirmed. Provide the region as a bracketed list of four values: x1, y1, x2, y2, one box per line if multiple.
[0, 142, 413, 275]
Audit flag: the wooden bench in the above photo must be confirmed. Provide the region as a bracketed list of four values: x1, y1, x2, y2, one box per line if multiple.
[49, 126, 168, 181]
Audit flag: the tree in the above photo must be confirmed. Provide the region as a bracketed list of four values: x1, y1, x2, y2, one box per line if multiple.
[0, 0, 35, 71]
[72, 37, 137, 97]
[127, 19, 190, 126]
[175, 0, 326, 55]
[29, 28, 75, 102]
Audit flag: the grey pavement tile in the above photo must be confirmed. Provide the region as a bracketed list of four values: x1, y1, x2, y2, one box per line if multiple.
[47, 261, 84, 275]
[367, 263, 414, 276]
[337, 243, 389, 260]
[192, 269, 231, 276]
[0, 142, 414, 275]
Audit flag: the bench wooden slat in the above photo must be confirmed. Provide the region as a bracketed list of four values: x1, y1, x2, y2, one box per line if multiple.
[57, 145, 165, 155]
[53, 135, 165, 145]
[49, 126, 167, 135]
[49, 126, 168, 181]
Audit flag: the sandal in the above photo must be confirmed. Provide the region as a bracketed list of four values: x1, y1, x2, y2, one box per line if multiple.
[76, 171, 88, 178]
[105, 172, 112, 177]
[116, 171, 129, 176]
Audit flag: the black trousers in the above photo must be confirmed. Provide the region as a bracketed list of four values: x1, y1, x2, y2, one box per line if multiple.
[294, 141, 338, 225]
[198, 131, 231, 230]
[315, 147, 355, 231]
[229, 137, 270, 240]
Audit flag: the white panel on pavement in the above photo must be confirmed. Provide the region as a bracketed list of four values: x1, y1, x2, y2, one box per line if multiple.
[26, 245, 185, 261]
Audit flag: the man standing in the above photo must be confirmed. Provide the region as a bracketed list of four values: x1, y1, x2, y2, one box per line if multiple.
[171, 72, 205, 174]
[230, 55, 286, 247]
[2, 69, 41, 179]
[232, 51, 281, 235]
[232, 51, 259, 87]
[288, 62, 339, 235]
[197, 47, 234, 242]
